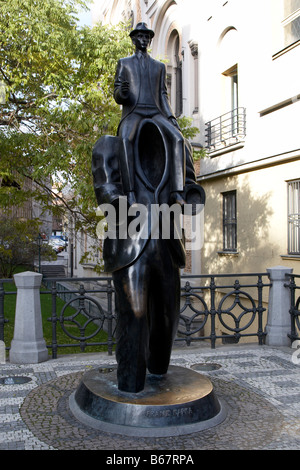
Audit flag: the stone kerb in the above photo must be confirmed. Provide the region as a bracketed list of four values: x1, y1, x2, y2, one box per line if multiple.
[265, 266, 293, 347]
[9, 271, 48, 364]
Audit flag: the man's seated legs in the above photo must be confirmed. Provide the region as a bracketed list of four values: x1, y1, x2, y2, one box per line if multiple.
[117, 114, 143, 205]
[152, 114, 186, 205]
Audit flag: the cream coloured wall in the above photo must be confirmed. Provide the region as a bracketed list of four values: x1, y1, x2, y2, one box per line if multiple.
[199, 157, 300, 343]
[198, 0, 300, 280]
[199, 0, 300, 166]
[201, 158, 300, 277]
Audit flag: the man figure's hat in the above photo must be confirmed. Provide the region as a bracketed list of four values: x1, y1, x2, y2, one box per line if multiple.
[129, 22, 155, 39]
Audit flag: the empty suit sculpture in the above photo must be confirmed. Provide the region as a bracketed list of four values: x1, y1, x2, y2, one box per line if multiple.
[92, 23, 205, 393]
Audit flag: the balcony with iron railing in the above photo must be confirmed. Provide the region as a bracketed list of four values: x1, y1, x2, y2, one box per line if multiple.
[205, 107, 246, 153]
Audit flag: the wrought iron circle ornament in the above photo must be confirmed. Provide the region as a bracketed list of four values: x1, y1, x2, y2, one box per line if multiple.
[59, 286, 106, 342]
[295, 295, 300, 333]
[217, 280, 257, 337]
[179, 281, 209, 337]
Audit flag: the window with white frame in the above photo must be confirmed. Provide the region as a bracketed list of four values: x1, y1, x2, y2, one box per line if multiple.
[288, 179, 300, 254]
[283, 0, 300, 48]
[222, 65, 239, 135]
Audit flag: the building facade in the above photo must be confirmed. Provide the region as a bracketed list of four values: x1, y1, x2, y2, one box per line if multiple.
[88, 0, 300, 281]
[197, 0, 300, 280]
[0, 175, 52, 239]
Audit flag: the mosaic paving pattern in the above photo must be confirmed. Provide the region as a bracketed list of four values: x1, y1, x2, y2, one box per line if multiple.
[0, 345, 300, 450]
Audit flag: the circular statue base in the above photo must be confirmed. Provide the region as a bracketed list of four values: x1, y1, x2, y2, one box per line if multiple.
[69, 365, 226, 437]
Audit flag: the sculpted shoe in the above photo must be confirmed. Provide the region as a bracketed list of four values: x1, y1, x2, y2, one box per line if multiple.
[169, 191, 186, 207]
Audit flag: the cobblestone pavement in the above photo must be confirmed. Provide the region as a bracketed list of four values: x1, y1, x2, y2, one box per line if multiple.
[0, 344, 300, 451]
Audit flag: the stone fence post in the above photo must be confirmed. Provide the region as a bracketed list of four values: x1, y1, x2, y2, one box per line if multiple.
[265, 266, 293, 347]
[9, 271, 48, 364]
[0, 340, 5, 364]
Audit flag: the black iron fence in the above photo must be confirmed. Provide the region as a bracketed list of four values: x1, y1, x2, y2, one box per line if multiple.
[0, 278, 15, 344]
[286, 273, 300, 342]
[179, 273, 270, 348]
[43, 277, 115, 358]
[1, 272, 275, 357]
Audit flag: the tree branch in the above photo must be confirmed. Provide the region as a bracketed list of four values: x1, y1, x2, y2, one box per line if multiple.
[21, 171, 89, 222]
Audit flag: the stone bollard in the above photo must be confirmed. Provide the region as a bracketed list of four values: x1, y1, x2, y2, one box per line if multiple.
[9, 271, 48, 363]
[0, 340, 5, 364]
[265, 266, 293, 347]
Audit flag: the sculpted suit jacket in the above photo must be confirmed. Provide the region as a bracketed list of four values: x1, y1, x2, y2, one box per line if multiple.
[92, 55, 205, 273]
[114, 54, 175, 125]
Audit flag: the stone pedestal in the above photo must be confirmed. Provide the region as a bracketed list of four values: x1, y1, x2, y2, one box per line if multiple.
[265, 266, 293, 347]
[69, 365, 226, 437]
[9, 272, 48, 364]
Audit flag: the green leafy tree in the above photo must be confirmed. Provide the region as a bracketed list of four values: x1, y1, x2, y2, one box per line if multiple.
[0, 0, 133, 229]
[177, 116, 206, 160]
[0, 1, 205, 272]
[0, 215, 55, 277]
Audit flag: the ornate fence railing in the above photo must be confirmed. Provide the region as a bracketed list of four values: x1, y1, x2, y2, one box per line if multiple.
[179, 273, 270, 348]
[43, 277, 115, 359]
[286, 273, 300, 342]
[1, 272, 274, 357]
[205, 107, 246, 152]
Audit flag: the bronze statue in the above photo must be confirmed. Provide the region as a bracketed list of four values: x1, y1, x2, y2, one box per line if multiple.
[114, 23, 186, 208]
[92, 23, 205, 393]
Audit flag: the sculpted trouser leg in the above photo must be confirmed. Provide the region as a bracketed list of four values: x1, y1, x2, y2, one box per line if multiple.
[118, 112, 186, 197]
[152, 114, 186, 192]
[113, 257, 150, 393]
[147, 240, 181, 375]
[118, 114, 142, 196]
[113, 239, 181, 392]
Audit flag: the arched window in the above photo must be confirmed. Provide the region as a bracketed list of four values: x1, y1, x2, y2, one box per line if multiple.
[189, 40, 199, 114]
[205, 27, 245, 152]
[218, 27, 239, 115]
[166, 30, 182, 117]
